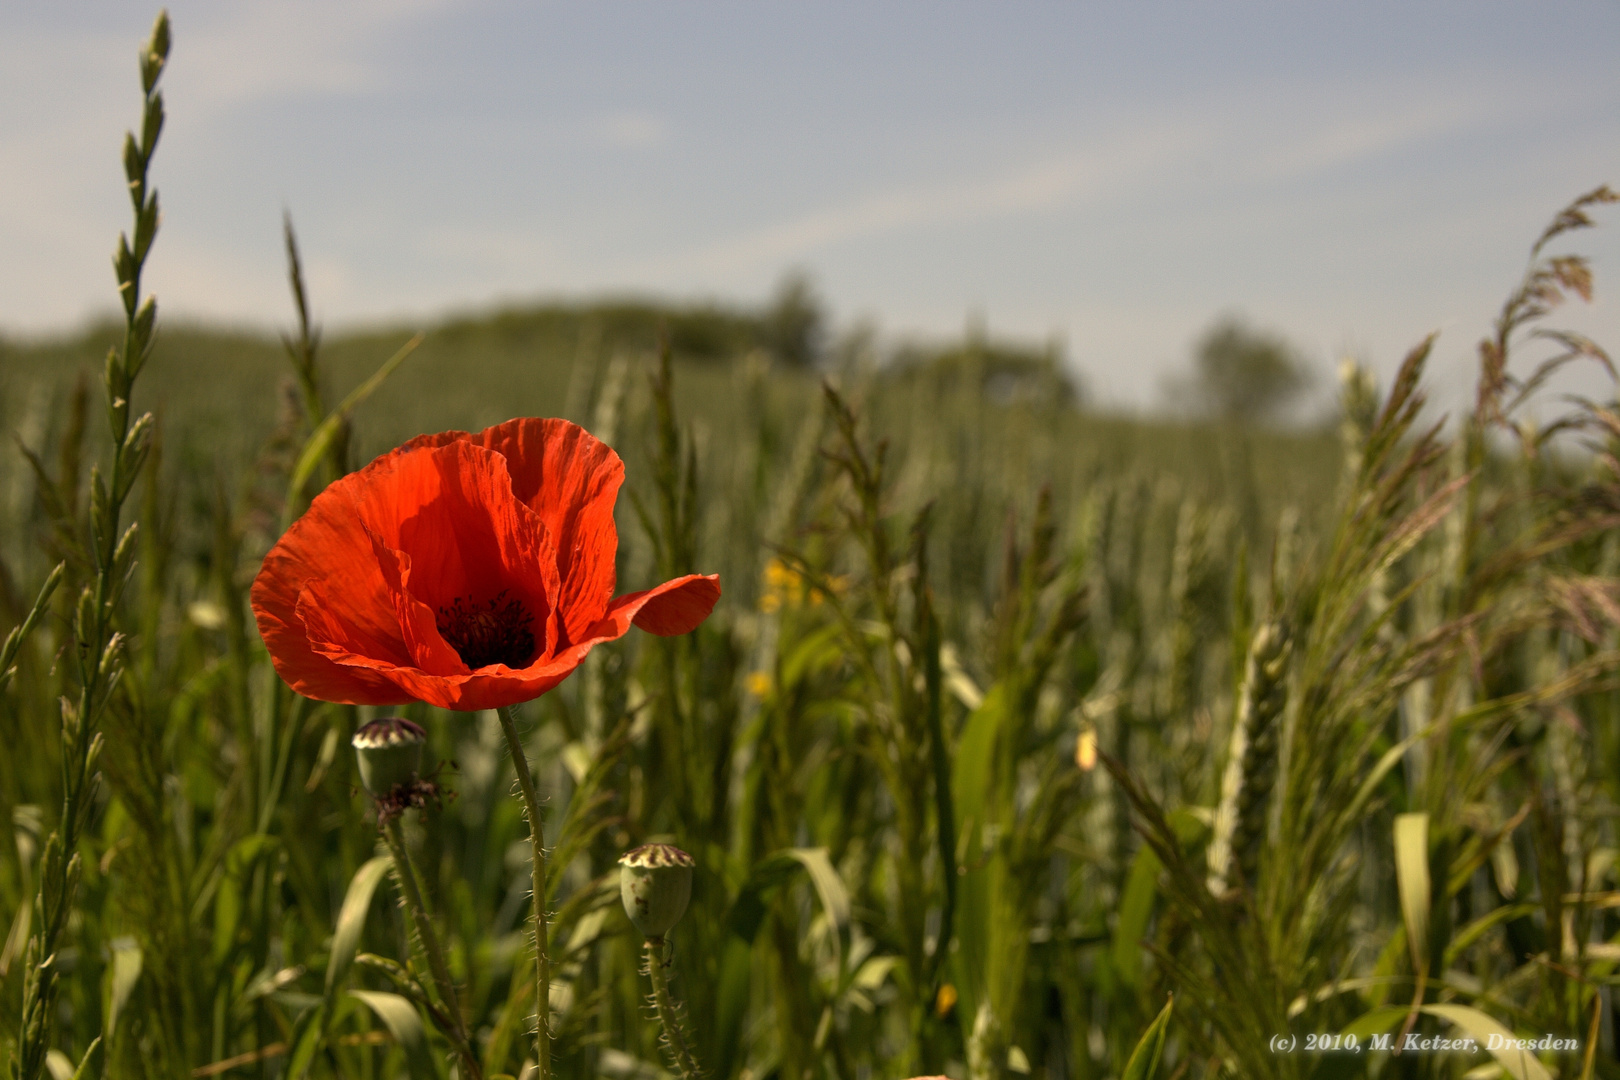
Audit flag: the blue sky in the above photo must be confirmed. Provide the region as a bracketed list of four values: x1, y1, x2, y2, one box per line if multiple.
[3, 1, 1618, 410]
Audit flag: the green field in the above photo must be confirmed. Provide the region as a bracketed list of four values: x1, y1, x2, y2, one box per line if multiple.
[2, 14, 1618, 1080]
[0, 304, 1345, 623]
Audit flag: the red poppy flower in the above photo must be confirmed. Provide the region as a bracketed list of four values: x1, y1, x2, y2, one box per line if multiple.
[250, 417, 720, 711]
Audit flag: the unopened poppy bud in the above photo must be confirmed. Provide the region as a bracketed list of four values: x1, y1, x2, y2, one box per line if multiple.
[351, 717, 426, 796]
[619, 843, 694, 938]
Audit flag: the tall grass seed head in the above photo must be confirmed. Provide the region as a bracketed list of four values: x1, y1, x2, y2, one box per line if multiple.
[351, 716, 427, 796]
[619, 843, 695, 938]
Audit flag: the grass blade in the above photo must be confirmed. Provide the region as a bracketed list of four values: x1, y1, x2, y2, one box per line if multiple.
[1393, 813, 1430, 975]
[350, 989, 436, 1076]
[285, 331, 422, 513]
[1420, 1004, 1553, 1080]
[1121, 995, 1173, 1080]
[327, 854, 393, 995]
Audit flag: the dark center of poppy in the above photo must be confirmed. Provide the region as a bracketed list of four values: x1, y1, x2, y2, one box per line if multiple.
[436, 591, 536, 670]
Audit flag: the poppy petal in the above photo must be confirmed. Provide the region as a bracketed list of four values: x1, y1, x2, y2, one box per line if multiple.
[404, 418, 622, 646]
[251, 458, 418, 705]
[597, 574, 722, 639]
[362, 633, 603, 710]
[369, 537, 468, 676]
[266, 587, 415, 705]
[369, 576, 719, 712]
[372, 665, 577, 712]
[296, 582, 412, 668]
[370, 440, 563, 660]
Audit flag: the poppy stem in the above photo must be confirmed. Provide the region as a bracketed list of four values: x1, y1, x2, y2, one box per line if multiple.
[643, 936, 702, 1080]
[496, 704, 552, 1080]
[380, 815, 482, 1080]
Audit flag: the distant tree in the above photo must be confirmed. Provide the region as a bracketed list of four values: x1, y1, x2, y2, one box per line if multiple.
[1183, 315, 1312, 422]
[890, 328, 1083, 408]
[761, 271, 827, 369]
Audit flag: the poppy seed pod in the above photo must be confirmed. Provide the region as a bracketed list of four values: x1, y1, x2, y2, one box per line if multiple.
[619, 843, 694, 939]
[351, 717, 426, 796]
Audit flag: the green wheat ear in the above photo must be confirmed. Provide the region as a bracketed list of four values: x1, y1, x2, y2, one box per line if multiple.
[1207, 617, 1290, 899]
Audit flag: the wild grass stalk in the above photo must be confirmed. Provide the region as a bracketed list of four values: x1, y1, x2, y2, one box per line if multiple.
[9, 15, 168, 1079]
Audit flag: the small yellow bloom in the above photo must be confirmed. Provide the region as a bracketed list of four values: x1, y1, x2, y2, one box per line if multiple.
[746, 671, 773, 698]
[763, 558, 798, 590]
[759, 558, 796, 613]
[934, 982, 958, 1017]
[759, 557, 849, 613]
[1075, 726, 1098, 771]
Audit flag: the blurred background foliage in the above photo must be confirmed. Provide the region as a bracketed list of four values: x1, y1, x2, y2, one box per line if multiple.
[0, 296, 1340, 606]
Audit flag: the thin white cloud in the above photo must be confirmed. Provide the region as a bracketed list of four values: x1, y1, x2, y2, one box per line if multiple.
[595, 111, 670, 149]
[1236, 89, 1507, 186]
[625, 81, 1501, 283]
[635, 120, 1216, 278]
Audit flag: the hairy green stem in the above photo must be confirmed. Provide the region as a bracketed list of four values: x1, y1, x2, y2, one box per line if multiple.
[380, 816, 481, 1080]
[644, 937, 701, 1080]
[496, 704, 551, 1080]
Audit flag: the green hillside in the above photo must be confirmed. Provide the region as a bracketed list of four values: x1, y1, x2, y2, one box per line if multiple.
[0, 303, 1341, 600]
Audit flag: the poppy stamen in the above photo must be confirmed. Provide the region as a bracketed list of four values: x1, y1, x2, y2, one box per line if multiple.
[436, 590, 536, 670]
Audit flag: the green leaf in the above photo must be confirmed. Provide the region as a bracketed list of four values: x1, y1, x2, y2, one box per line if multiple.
[327, 855, 393, 995]
[951, 684, 1010, 1027]
[105, 938, 142, 1036]
[952, 684, 1006, 835]
[714, 847, 851, 1079]
[1121, 995, 1173, 1080]
[285, 1003, 329, 1080]
[1340, 1005, 1413, 1040]
[480, 963, 533, 1080]
[1393, 813, 1430, 974]
[1341, 1004, 1555, 1080]
[285, 331, 422, 511]
[1112, 842, 1162, 990]
[1420, 1004, 1553, 1080]
[779, 623, 846, 687]
[1342, 719, 1437, 825]
[66, 1037, 101, 1080]
[212, 833, 280, 965]
[723, 846, 845, 943]
[711, 936, 753, 1080]
[1443, 903, 1537, 969]
[782, 847, 850, 931]
[43, 1039, 103, 1080]
[350, 989, 436, 1077]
